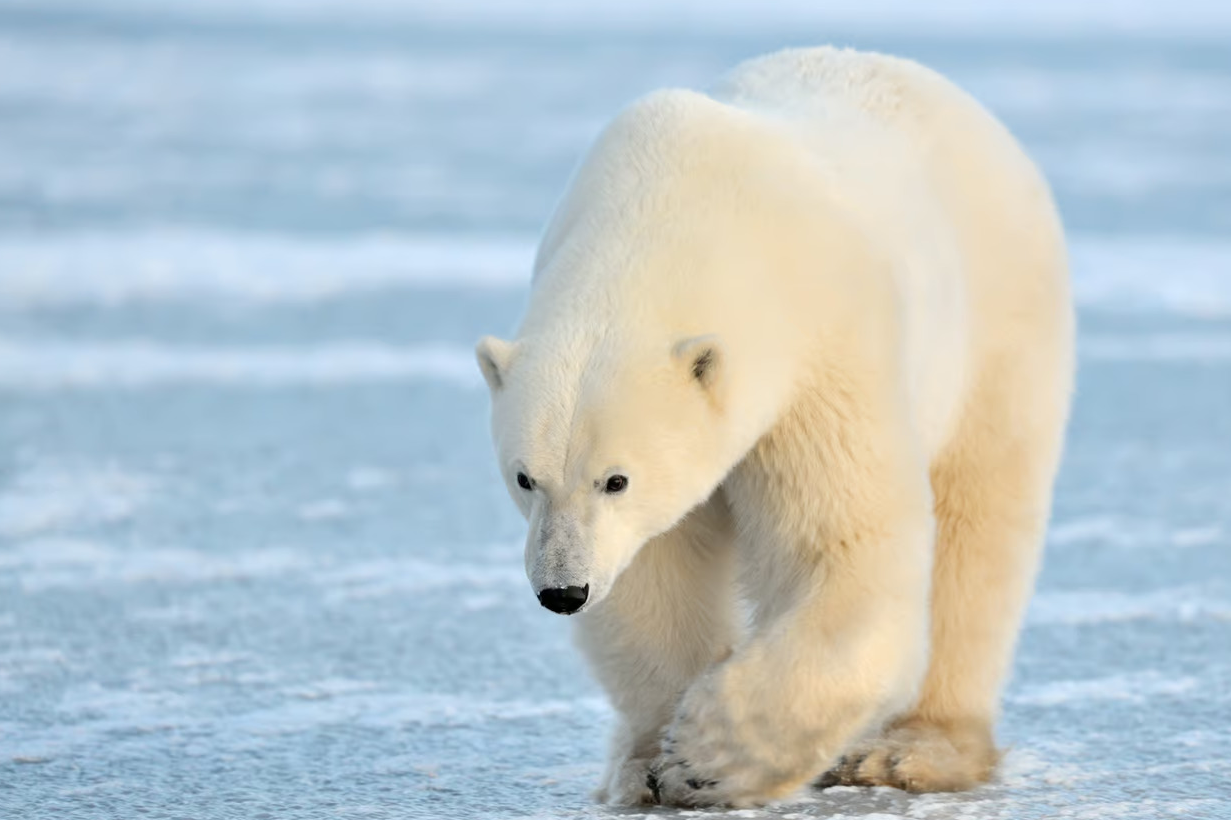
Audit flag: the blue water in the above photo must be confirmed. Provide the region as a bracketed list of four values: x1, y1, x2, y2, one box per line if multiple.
[1, 3, 1229, 818]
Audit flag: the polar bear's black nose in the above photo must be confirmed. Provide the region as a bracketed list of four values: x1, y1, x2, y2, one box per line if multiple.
[537, 585, 589, 614]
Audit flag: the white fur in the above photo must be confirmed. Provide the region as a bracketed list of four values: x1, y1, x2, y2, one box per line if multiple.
[477, 46, 1073, 808]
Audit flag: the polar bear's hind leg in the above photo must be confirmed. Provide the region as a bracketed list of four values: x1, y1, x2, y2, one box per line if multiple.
[821, 356, 1070, 792]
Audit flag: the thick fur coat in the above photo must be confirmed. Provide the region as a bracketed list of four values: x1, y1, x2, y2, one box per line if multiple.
[476, 46, 1074, 807]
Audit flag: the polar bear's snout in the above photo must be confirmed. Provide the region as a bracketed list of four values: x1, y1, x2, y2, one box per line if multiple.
[526, 504, 599, 614]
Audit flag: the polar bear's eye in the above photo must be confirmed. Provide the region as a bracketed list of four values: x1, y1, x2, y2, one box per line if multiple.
[604, 475, 629, 494]
[516, 472, 533, 491]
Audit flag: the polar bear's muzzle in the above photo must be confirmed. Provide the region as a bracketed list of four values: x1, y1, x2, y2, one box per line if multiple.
[526, 505, 597, 615]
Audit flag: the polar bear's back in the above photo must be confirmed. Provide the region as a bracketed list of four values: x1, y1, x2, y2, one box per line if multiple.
[715, 47, 1073, 456]
[714, 46, 947, 130]
[712, 47, 1032, 181]
[712, 47, 1062, 262]
[713, 45, 1067, 293]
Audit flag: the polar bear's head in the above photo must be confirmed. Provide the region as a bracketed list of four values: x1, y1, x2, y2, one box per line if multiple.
[476, 332, 731, 614]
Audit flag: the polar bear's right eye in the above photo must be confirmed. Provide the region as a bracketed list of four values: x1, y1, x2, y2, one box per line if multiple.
[516, 472, 533, 491]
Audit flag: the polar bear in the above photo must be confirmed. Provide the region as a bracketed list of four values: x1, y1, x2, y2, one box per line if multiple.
[476, 46, 1073, 808]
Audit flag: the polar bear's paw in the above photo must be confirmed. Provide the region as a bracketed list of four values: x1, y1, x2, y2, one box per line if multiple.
[816, 718, 998, 794]
[646, 745, 731, 808]
[647, 743, 746, 807]
[646, 671, 815, 808]
[593, 753, 657, 806]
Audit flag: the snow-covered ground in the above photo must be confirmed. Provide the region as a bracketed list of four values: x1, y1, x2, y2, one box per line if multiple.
[0, 2, 1229, 818]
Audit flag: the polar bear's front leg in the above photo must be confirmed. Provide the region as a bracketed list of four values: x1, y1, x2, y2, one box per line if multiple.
[651, 397, 935, 807]
[573, 492, 738, 806]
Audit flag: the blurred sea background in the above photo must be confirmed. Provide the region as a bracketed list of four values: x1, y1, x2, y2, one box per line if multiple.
[0, 1, 1229, 818]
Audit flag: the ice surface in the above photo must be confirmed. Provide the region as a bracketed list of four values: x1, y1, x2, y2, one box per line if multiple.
[1, 3, 1229, 819]
[0, 233, 537, 305]
[1, 233, 1231, 316]
[12, 0, 1231, 35]
[0, 339, 481, 390]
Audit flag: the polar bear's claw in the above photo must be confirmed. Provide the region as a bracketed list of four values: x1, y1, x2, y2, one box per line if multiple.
[817, 719, 998, 794]
[649, 758, 716, 807]
[645, 768, 661, 802]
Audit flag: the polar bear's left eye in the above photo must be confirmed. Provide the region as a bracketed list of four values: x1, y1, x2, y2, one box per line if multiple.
[604, 475, 629, 494]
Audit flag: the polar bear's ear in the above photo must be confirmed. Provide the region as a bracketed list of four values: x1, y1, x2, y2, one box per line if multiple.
[674, 335, 723, 392]
[475, 336, 516, 391]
